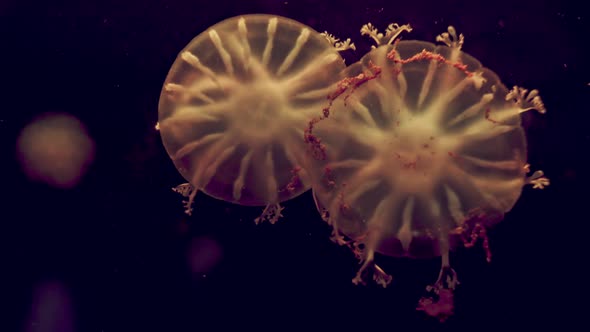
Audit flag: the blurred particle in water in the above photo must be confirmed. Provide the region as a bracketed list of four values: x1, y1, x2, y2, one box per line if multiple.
[187, 236, 223, 278]
[25, 281, 75, 332]
[16, 113, 95, 189]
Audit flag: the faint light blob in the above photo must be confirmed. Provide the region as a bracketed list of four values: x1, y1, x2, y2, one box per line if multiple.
[17, 113, 95, 188]
[25, 281, 75, 332]
[187, 236, 223, 277]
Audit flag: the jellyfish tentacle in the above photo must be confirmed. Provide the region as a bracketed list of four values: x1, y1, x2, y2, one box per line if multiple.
[351, 197, 394, 288]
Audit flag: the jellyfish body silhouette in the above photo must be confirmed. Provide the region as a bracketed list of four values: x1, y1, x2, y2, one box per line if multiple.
[157, 16, 549, 321]
[157, 15, 346, 221]
[305, 24, 548, 321]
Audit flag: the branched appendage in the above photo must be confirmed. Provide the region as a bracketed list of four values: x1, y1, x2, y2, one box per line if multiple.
[524, 164, 550, 189]
[321, 31, 356, 52]
[360, 22, 412, 47]
[417, 266, 460, 322]
[329, 228, 349, 246]
[506, 86, 547, 114]
[172, 183, 198, 215]
[328, 224, 364, 254]
[350, 240, 392, 288]
[254, 203, 284, 225]
[436, 26, 464, 49]
[360, 23, 380, 45]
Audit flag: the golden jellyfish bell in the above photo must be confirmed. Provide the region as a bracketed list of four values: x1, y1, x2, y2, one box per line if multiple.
[158, 15, 348, 220]
[305, 24, 548, 320]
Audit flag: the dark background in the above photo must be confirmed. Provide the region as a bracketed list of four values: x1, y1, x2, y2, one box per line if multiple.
[2, 0, 586, 331]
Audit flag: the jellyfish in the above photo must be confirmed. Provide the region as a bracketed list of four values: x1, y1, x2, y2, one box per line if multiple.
[305, 23, 549, 320]
[157, 15, 352, 222]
